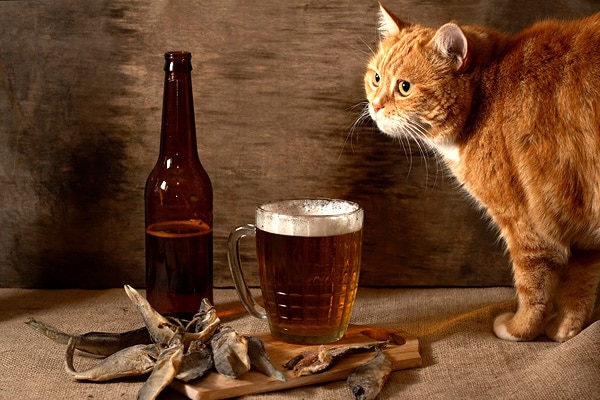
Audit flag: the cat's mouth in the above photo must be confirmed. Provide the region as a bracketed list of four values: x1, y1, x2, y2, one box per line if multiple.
[371, 109, 431, 141]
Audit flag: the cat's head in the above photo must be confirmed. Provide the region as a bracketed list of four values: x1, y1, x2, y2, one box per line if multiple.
[365, 5, 474, 145]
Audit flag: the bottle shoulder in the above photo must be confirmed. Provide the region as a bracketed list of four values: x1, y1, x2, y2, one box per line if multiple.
[145, 169, 212, 191]
[145, 160, 212, 199]
[147, 156, 211, 180]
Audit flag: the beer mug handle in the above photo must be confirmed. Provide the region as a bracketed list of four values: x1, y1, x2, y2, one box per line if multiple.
[227, 224, 267, 319]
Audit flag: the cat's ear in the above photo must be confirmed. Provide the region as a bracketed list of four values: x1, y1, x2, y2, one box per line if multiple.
[430, 23, 470, 72]
[378, 3, 408, 39]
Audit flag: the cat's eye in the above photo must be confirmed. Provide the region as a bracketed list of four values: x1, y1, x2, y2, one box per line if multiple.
[374, 72, 381, 85]
[398, 80, 412, 97]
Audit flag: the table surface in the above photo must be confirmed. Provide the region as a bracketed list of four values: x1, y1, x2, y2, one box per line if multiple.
[1, 287, 598, 400]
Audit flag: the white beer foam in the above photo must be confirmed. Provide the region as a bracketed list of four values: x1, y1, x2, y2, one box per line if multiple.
[256, 199, 363, 237]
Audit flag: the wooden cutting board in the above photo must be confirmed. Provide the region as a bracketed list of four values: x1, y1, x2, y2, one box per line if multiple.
[170, 324, 421, 400]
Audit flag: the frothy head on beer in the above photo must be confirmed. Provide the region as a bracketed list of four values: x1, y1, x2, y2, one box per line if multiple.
[256, 199, 363, 237]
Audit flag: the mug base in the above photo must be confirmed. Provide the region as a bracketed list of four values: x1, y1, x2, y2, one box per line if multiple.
[270, 328, 347, 345]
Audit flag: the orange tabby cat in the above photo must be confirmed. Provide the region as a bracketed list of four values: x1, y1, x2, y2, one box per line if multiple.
[365, 4, 600, 342]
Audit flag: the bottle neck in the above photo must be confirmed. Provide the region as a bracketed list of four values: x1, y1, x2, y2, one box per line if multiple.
[159, 52, 199, 162]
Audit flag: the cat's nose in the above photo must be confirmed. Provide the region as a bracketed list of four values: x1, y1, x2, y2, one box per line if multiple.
[372, 103, 384, 114]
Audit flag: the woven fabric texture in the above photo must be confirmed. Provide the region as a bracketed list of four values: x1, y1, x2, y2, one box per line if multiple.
[1, 287, 598, 400]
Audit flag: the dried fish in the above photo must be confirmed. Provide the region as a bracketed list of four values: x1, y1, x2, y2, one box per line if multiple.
[287, 347, 326, 376]
[210, 326, 251, 379]
[26, 318, 151, 357]
[360, 327, 406, 346]
[245, 336, 286, 382]
[65, 337, 159, 382]
[193, 298, 221, 333]
[282, 353, 306, 370]
[285, 343, 383, 377]
[124, 285, 220, 347]
[347, 347, 392, 400]
[124, 285, 179, 346]
[138, 337, 184, 400]
[189, 298, 221, 342]
[33, 285, 285, 400]
[176, 340, 214, 382]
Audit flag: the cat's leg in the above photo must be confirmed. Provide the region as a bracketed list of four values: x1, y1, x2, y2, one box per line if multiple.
[545, 250, 600, 342]
[493, 246, 565, 341]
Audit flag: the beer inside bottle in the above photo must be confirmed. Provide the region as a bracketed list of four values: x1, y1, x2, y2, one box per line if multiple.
[145, 51, 213, 318]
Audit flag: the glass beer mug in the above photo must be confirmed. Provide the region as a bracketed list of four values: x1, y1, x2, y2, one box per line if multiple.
[227, 198, 363, 344]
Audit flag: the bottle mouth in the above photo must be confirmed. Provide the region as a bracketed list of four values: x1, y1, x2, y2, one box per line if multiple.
[165, 51, 191, 59]
[164, 51, 192, 72]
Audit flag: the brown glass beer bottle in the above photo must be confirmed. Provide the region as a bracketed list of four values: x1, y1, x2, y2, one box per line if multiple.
[145, 51, 213, 318]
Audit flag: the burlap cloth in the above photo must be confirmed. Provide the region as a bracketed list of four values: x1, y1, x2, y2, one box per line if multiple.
[0, 287, 598, 400]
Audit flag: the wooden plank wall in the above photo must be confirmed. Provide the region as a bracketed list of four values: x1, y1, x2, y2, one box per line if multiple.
[1, 0, 598, 288]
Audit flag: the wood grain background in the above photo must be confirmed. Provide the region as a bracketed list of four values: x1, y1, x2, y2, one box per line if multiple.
[1, 0, 598, 288]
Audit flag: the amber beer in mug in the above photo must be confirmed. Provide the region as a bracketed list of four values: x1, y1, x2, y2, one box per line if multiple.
[228, 199, 363, 344]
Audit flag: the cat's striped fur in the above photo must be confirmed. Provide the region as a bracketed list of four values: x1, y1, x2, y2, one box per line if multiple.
[366, 4, 600, 342]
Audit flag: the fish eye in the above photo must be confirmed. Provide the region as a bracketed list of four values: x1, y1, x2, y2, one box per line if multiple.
[398, 80, 412, 97]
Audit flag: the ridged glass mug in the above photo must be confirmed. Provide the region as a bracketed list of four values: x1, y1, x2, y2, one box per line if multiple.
[227, 198, 363, 344]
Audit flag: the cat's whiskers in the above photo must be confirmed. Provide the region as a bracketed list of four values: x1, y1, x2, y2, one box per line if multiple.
[414, 120, 446, 187]
[414, 119, 447, 189]
[340, 101, 372, 159]
[382, 122, 414, 176]
[398, 133, 414, 177]
[400, 116, 428, 172]
[400, 114, 441, 188]
[354, 34, 376, 57]
[405, 127, 431, 185]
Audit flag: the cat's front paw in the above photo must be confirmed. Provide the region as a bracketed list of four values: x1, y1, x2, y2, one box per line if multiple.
[493, 312, 521, 341]
[545, 315, 582, 342]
